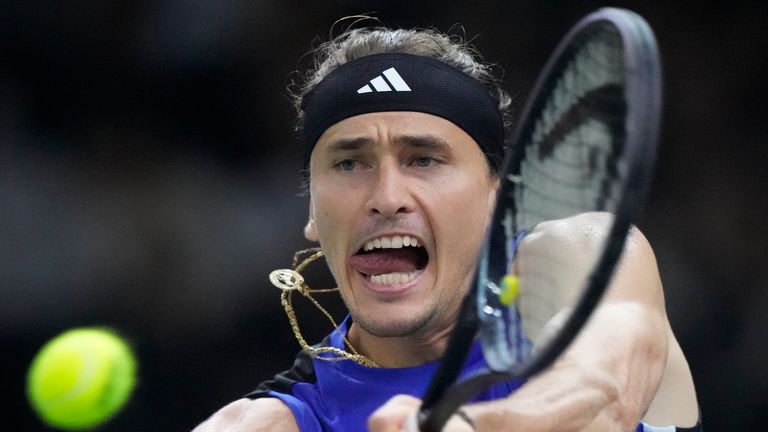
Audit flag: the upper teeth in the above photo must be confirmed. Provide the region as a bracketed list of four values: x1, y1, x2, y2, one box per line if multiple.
[363, 235, 420, 251]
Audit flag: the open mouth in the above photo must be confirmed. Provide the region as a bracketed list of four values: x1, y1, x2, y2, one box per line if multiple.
[350, 235, 429, 285]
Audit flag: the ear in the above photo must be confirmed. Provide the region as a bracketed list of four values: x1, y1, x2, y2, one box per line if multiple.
[488, 177, 500, 213]
[304, 200, 319, 242]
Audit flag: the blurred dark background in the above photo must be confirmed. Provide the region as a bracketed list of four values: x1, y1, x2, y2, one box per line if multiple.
[2, 1, 766, 430]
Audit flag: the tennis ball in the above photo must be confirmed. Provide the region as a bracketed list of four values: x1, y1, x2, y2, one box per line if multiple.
[27, 327, 137, 430]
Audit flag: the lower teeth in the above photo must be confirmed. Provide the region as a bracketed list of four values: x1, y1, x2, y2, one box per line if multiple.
[370, 272, 416, 285]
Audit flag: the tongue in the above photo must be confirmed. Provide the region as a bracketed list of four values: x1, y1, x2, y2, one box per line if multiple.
[349, 249, 423, 275]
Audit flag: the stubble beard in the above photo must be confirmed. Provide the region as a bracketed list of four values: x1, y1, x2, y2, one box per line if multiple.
[345, 298, 443, 338]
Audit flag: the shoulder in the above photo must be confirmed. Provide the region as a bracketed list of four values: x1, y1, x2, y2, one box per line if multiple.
[193, 398, 299, 432]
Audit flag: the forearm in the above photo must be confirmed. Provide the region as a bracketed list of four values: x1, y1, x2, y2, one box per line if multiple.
[566, 301, 667, 429]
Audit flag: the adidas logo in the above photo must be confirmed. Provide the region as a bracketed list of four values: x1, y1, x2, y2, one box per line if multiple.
[357, 67, 412, 94]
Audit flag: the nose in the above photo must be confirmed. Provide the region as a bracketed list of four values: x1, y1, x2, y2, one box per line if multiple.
[366, 161, 415, 218]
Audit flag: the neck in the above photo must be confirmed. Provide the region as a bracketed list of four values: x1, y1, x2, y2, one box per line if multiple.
[346, 319, 456, 368]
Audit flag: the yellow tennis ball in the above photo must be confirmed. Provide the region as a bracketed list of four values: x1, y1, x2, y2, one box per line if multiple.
[27, 327, 137, 430]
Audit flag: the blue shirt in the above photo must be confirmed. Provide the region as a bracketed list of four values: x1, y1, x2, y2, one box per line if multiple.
[247, 318, 692, 431]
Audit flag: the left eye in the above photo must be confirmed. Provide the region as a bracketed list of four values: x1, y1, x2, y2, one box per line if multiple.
[413, 157, 434, 167]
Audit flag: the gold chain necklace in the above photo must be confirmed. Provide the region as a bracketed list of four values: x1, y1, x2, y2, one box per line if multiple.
[269, 248, 379, 368]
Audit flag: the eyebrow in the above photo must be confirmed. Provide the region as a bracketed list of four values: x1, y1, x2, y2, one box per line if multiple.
[393, 134, 450, 151]
[326, 137, 374, 152]
[325, 134, 450, 153]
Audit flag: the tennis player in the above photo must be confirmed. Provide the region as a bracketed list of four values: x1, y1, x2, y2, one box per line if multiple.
[194, 25, 700, 432]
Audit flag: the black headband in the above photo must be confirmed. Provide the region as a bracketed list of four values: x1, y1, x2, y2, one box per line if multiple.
[301, 53, 505, 168]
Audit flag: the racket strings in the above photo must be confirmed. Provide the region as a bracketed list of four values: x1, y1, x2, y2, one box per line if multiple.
[533, 33, 623, 145]
[269, 248, 380, 368]
[516, 27, 626, 234]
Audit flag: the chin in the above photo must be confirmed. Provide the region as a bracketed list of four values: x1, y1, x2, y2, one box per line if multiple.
[351, 307, 434, 338]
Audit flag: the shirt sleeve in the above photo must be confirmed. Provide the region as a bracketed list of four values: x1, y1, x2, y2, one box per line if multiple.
[267, 390, 324, 432]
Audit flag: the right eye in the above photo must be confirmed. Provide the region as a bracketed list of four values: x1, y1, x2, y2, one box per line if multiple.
[336, 159, 357, 171]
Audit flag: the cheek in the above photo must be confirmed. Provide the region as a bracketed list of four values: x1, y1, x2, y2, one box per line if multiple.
[313, 193, 356, 239]
[314, 207, 342, 250]
[431, 180, 495, 259]
[446, 181, 494, 229]
[311, 196, 356, 278]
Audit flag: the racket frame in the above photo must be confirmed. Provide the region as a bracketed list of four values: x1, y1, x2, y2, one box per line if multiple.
[419, 7, 662, 431]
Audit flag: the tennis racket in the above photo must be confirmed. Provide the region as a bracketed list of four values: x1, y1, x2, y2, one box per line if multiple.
[417, 7, 662, 431]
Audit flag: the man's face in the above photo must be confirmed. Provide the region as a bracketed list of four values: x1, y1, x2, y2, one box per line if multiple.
[306, 112, 498, 338]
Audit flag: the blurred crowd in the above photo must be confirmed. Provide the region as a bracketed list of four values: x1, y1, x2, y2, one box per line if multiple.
[2, 1, 765, 429]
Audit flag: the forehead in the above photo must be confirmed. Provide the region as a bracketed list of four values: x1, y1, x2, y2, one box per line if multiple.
[312, 111, 479, 155]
